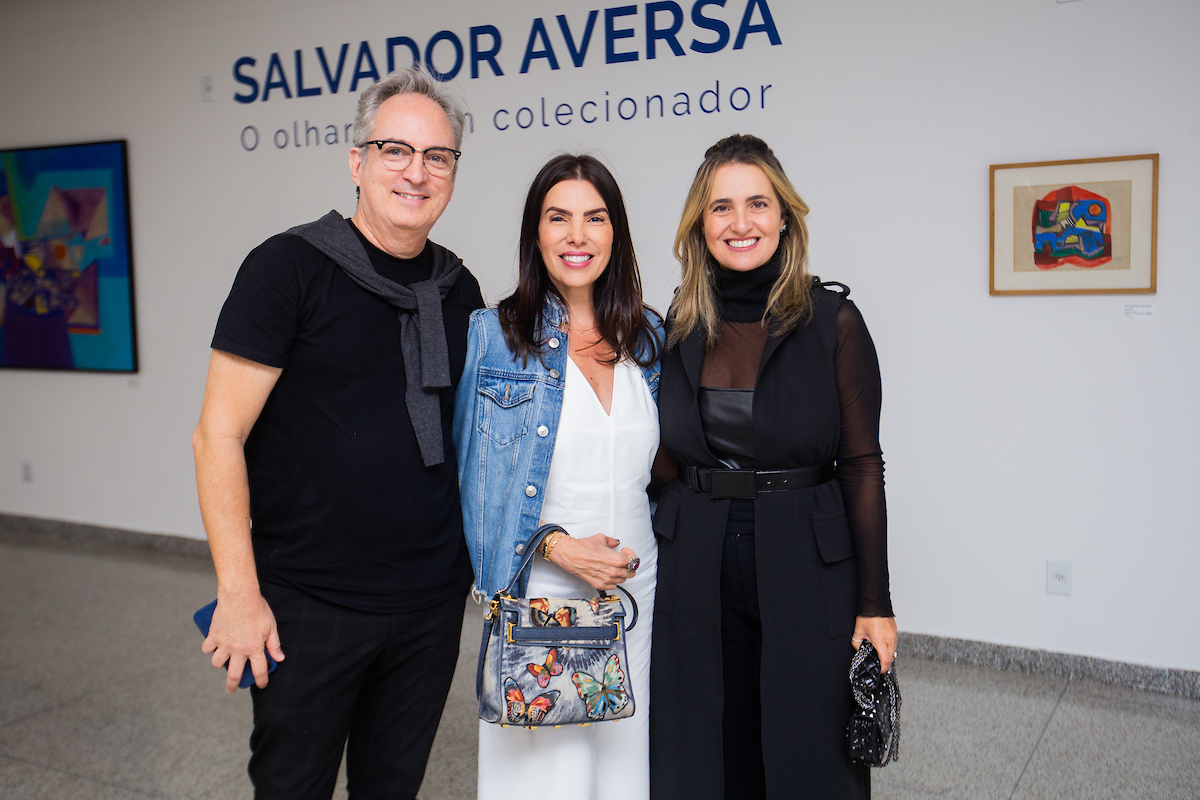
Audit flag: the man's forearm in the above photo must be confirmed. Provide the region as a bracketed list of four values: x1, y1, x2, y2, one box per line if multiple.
[194, 431, 261, 598]
[193, 349, 282, 599]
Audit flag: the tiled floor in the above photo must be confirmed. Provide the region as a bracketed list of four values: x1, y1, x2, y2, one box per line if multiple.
[1, 530, 1197, 800]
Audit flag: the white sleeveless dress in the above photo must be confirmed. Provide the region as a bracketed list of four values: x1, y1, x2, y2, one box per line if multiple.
[477, 356, 659, 800]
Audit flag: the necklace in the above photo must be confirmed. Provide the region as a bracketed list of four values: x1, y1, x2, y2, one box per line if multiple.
[568, 323, 596, 333]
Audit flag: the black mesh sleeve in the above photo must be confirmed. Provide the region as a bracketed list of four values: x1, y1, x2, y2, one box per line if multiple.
[834, 300, 893, 617]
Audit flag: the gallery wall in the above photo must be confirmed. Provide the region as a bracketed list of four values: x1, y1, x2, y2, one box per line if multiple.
[1, 0, 1197, 672]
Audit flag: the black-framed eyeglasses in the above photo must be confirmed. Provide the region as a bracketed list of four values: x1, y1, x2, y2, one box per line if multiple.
[359, 140, 461, 175]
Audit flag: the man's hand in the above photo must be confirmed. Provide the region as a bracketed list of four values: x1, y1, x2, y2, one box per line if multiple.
[201, 590, 285, 693]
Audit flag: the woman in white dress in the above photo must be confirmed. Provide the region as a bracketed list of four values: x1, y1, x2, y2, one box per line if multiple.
[453, 154, 663, 800]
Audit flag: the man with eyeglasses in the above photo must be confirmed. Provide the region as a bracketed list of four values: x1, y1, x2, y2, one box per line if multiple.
[193, 66, 483, 799]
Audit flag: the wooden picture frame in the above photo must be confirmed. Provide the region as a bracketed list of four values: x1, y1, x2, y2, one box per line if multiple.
[990, 154, 1157, 296]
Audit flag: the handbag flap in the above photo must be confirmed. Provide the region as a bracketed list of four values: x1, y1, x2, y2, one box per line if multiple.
[509, 623, 620, 647]
[501, 595, 626, 630]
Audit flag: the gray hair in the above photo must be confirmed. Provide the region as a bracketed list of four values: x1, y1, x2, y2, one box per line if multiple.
[352, 65, 468, 151]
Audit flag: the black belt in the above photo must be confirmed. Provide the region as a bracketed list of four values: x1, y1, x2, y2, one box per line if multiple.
[683, 463, 835, 499]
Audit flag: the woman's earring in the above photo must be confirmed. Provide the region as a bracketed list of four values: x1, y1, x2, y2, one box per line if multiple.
[780, 223, 788, 232]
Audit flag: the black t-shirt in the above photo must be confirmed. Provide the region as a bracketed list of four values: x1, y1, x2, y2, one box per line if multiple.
[212, 220, 484, 613]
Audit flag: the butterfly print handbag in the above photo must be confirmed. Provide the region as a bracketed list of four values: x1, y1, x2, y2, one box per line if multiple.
[477, 523, 639, 728]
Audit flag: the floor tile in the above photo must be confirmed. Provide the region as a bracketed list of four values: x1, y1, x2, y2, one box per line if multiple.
[0, 656, 251, 800]
[190, 774, 246, 800]
[0, 754, 158, 800]
[871, 657, 1066, 800]
[872, 784, 955, 800]
[1012, 679, 1200, 800]
[0, 617, 183, 727]
[0, 544, 117, 626]
[0, 542, 217, 652]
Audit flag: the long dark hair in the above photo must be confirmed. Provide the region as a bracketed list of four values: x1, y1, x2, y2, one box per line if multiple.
[498, 154, 661, 367]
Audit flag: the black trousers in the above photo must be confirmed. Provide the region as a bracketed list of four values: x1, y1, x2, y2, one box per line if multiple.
[248, 581, 466, 800]
[721, 530, 767, 800]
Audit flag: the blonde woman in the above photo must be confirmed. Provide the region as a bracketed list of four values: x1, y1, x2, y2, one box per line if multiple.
[649, 134, 895, 800]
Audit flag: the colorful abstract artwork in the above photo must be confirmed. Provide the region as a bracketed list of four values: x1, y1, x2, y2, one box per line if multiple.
[0, 140, 136, 371]
[1032, 186, 1112, 269]
[990, 154, 1157, 296]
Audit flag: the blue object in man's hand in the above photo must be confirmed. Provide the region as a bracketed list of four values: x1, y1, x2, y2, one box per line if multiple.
[193, 599, 277, 689]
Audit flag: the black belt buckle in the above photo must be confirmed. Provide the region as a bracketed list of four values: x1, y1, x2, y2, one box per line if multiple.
[708, 469, 757, 499]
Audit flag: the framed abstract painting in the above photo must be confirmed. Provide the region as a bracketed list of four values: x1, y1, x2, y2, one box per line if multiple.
[0, 139, 137, 371]
[990, 154, 1157, 296]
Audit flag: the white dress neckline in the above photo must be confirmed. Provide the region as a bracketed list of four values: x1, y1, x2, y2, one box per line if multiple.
[566, 353, 614, 418]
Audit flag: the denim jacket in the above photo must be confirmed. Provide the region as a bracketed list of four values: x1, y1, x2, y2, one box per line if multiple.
[453, 299, 662, 599]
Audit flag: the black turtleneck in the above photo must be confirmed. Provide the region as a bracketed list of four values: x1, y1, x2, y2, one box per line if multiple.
[711, 252, 782, 323]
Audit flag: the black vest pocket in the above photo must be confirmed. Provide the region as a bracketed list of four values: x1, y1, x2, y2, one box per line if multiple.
[652, 484, 681, 541]
[813, 512, 856, 636]
[813, 512, 854, 563]
[650, 483, 683, 615]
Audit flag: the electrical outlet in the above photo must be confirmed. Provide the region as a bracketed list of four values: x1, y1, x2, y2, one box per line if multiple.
[1046, 560, 1072, 596]
[21, 462, 33, 483]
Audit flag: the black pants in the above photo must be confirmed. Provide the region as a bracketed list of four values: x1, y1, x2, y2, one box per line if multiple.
[248, 582, 466, 800]
[721, 529, 767, 800]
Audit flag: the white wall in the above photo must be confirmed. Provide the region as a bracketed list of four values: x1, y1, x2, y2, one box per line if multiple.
[2, 0, 1197, 672]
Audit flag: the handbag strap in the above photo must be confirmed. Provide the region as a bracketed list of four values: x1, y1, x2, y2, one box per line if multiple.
[499, 522, 639, 632]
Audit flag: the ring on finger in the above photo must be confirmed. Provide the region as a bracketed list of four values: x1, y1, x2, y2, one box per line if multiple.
[626, 556, 640, 572]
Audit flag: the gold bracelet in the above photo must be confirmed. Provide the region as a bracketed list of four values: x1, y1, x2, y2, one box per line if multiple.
[542, 531, 565, 561]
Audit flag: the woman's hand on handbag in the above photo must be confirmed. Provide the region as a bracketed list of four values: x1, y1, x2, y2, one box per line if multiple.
[853, 615, 898, 674]
[548, 533, 638, 591]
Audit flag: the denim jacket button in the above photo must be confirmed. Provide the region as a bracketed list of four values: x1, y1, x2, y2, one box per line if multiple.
[525, 485, 537, 497]
[537, 425, 549, 437]
[548, 337, 560, 349]
[515, 543, 525, 555]
[549, 369, 560, 379]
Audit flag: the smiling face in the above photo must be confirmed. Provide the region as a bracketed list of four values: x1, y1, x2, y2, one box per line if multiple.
[703, 162, 785, 272]
[349, 92, 456, 258]
[537, 179, 613, 302]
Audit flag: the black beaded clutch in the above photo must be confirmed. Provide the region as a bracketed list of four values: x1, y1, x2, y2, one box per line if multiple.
[846, 640, 901, 767]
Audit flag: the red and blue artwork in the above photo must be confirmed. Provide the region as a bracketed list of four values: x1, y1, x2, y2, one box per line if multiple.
[1032, 185, 1112, 270]
[0, 140, 136, 371]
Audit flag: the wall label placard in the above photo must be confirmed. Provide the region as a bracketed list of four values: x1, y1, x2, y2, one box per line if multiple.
[1123, 303, 1155, 319]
